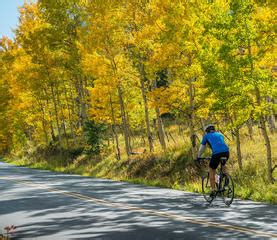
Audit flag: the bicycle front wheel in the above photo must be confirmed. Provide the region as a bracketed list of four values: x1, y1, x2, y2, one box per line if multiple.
[202, 173, 213, 203]
[222, 173, 234, 206]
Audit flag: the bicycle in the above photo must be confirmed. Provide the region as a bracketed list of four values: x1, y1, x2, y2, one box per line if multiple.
[196, 157, 235, 206]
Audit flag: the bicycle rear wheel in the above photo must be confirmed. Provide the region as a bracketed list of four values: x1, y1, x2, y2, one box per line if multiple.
[222, 173, 234, 206]
[202, 173, 213, 203]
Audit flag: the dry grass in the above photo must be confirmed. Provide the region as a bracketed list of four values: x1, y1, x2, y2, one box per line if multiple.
[6, 125, 277, 203]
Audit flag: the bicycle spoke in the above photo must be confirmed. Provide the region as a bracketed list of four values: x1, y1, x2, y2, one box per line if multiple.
[222, 174, 234, 206]
[202, 174, 213, 203]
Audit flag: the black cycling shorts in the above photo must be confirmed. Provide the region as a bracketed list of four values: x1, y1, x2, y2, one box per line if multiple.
[209, 152, 229, 170]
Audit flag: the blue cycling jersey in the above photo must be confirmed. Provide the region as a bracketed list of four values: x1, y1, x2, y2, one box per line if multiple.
[201, 132, 229, 155]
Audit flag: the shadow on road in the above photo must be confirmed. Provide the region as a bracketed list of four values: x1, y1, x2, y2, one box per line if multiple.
[0, 162, 276, 239]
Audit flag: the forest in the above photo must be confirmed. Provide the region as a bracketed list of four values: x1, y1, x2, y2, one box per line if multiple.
[0, 0, 276, 202]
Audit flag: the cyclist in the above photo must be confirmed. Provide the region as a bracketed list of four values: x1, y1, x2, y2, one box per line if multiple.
[197, 124, 229, 196]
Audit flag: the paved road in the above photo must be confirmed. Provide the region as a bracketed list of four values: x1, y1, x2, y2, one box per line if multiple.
[0, 162, 276, 239]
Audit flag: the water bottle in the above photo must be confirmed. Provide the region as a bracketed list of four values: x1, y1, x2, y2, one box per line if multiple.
[215, 174, 220, 183]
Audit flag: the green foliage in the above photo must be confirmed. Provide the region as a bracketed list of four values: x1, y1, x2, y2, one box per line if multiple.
[0, 0, 276, 203]
[83, 121, 107, 155]
[5, 126, 277, 204]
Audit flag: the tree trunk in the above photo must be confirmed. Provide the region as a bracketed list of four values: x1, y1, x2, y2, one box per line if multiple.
[38, 100, 49, 145]
[42, 119, 49, 145]
[50, 121, 56, 143]
[265, 96, 276, 134]
[235, 127, 243, 170]
[109, 95, 120, 159]
[153, 79, 166, 150]
[246, 119, 254, 140]
[260, 116, 273, 183]
[63, 82, 75, 140]
[165, 131, 170, 142]
[155, 107, 166, 150]
[56, 86, 69, 148]
[117, 86, 131, 156]
[139, 63, 154, 152]
[125, 110, 133, 153]
[112, 125, 120, 160]
[248, 40, 273, 183]
[50, 84, 62, 147]
[188, 78, 197, 159]
[267, 115, 276, 134]
[80, 77, 88, 124]
[44, 88, 56, 143]
[75, 75, 87, 128]
[69, 83, 78, 128]
[200, 118, 206, 134]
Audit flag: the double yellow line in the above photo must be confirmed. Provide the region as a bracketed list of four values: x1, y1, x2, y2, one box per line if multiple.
[1, 177, 276, 238]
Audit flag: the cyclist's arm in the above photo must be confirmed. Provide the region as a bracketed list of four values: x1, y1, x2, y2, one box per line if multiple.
[198, 135, 208, 158]
[198, 144, 206, 158]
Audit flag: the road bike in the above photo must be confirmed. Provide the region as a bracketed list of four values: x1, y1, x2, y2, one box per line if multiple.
[196, 157, 235, 206]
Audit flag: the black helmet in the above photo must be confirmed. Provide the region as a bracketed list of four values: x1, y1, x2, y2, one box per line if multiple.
[204, 124, 215, 133]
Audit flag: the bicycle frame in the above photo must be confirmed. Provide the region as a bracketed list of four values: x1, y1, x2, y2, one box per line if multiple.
[197, 156, 234, 206]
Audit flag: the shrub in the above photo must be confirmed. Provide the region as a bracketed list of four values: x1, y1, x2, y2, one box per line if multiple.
[83, 121, 107, 155]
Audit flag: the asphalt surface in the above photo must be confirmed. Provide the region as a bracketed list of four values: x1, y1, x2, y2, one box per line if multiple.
[0, 161, 276, 240]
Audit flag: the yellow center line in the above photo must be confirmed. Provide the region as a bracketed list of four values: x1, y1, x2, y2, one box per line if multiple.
[1, 177, 276, 238]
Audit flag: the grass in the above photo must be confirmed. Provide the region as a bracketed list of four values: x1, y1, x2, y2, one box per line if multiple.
[4, 126, 277, 204]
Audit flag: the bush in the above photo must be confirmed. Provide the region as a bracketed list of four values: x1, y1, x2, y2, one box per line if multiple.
[83, 121, 107, 155]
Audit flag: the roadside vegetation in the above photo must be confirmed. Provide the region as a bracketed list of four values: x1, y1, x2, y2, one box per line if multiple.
[1, 1, 276, 204]
[5, 126, 277, 204]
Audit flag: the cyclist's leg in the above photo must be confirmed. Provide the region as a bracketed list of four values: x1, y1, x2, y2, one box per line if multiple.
[209, 167, 216, 190]
[221, 152, 230, 174]
[209, 154, 220, 191]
